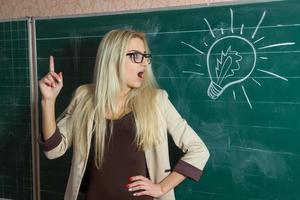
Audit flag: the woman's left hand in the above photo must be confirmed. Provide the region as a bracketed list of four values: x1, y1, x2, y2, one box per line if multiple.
[127, 175, 165, 198]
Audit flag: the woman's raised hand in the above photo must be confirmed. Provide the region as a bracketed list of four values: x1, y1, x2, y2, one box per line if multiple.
[39, 56, 63, 101]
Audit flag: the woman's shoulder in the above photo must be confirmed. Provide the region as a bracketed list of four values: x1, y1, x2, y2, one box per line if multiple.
[66, 84, 94, 108]
[156, 89, 168, 99]
[154, 89, 170, 108]
[72, 83, 95, 99]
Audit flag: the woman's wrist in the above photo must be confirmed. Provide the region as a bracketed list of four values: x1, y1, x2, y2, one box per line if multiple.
[41, 98, 56, 107]
[158, 183, 168, 196]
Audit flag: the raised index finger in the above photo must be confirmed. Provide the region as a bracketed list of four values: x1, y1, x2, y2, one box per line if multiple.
[49, 55, 55, 72]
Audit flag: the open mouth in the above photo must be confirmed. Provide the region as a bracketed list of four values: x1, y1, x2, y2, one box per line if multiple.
[138, 71, 144, 79]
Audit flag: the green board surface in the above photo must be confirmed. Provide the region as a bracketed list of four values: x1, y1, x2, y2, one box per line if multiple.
[36, 1, 300, 199]
[0, 20, 32, 199]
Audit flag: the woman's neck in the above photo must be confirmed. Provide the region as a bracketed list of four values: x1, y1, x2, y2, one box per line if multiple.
[119, 87, 131, 99]
[106, 88, 131, 119]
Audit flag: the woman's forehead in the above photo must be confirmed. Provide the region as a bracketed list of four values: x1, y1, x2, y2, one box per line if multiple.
[127, 38, 146, 52]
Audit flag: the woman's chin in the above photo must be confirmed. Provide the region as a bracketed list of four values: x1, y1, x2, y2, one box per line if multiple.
[128, 83, 142, 89]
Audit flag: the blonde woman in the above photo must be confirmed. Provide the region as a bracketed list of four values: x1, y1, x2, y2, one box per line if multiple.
[38, 29, 210, 200]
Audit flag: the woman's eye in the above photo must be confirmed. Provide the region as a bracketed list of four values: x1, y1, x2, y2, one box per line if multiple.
[134, 53, 141, 59]
[135, 53, 143, 61]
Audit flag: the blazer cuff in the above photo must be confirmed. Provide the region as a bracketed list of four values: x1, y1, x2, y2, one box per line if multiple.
[173, 160, 203, 181]
[38, 127, 62, 152]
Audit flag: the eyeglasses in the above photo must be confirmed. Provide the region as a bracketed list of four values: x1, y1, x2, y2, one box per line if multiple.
[126, 51, 152, 64]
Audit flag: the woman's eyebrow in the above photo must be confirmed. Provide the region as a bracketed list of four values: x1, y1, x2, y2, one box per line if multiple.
[127, 50, 146, 54]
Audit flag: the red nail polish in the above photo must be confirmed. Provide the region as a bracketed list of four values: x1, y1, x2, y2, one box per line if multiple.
[128, 177, 132, 181]
[126, 184, 130, 188]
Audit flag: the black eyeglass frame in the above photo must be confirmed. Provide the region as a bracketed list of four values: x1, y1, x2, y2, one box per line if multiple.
[126, 51, 152, 64]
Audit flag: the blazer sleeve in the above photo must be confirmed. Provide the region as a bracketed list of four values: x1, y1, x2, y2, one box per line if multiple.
[161, 90, 210, 181]
[38, 86, 81, 159]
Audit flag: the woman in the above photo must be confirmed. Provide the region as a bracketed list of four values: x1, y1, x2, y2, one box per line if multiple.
[38, 29, 210, 200]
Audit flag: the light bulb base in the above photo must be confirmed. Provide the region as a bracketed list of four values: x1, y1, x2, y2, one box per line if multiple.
[207, 81, 223, 99]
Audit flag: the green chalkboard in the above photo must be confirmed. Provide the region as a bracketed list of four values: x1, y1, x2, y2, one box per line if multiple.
[36, 0, 300, 199]
[0, 20, 32, 199]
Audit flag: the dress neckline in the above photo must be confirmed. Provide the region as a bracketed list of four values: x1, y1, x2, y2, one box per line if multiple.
[106, 111, 133, 121]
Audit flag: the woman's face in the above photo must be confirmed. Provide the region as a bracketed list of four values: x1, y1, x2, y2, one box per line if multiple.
[123, 37, 149, 90]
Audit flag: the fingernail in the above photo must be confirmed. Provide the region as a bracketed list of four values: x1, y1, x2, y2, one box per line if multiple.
[126, 184, 130, 188]
[133, 193, 137, 196]
[53, 84, 56, 87]
[58, 78, 62, 82]
[128, 188, 132, 191]
[128, 177, 132, 181]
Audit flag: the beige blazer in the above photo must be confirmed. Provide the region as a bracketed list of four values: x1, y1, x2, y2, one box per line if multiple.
[42, 85, 210, 200]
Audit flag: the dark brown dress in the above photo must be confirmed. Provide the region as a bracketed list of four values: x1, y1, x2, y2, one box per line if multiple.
[84, 112, 153, 200]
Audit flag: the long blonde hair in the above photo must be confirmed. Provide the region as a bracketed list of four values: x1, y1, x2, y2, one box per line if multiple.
[64, 29, 163, 169]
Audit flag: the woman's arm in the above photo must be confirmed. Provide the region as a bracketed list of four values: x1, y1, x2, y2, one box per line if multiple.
[162, 90, 210, 180]
[39, 56, 63, 140]
[41, 99, 57, 140]
[159, 171, 186, 195]
[127, 90, 210, 198]
[38, 56, 70, 159]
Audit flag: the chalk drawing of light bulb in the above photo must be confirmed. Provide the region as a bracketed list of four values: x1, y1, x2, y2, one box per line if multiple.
[207, 36, 256, 99]
[180, 9, 295, 109]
